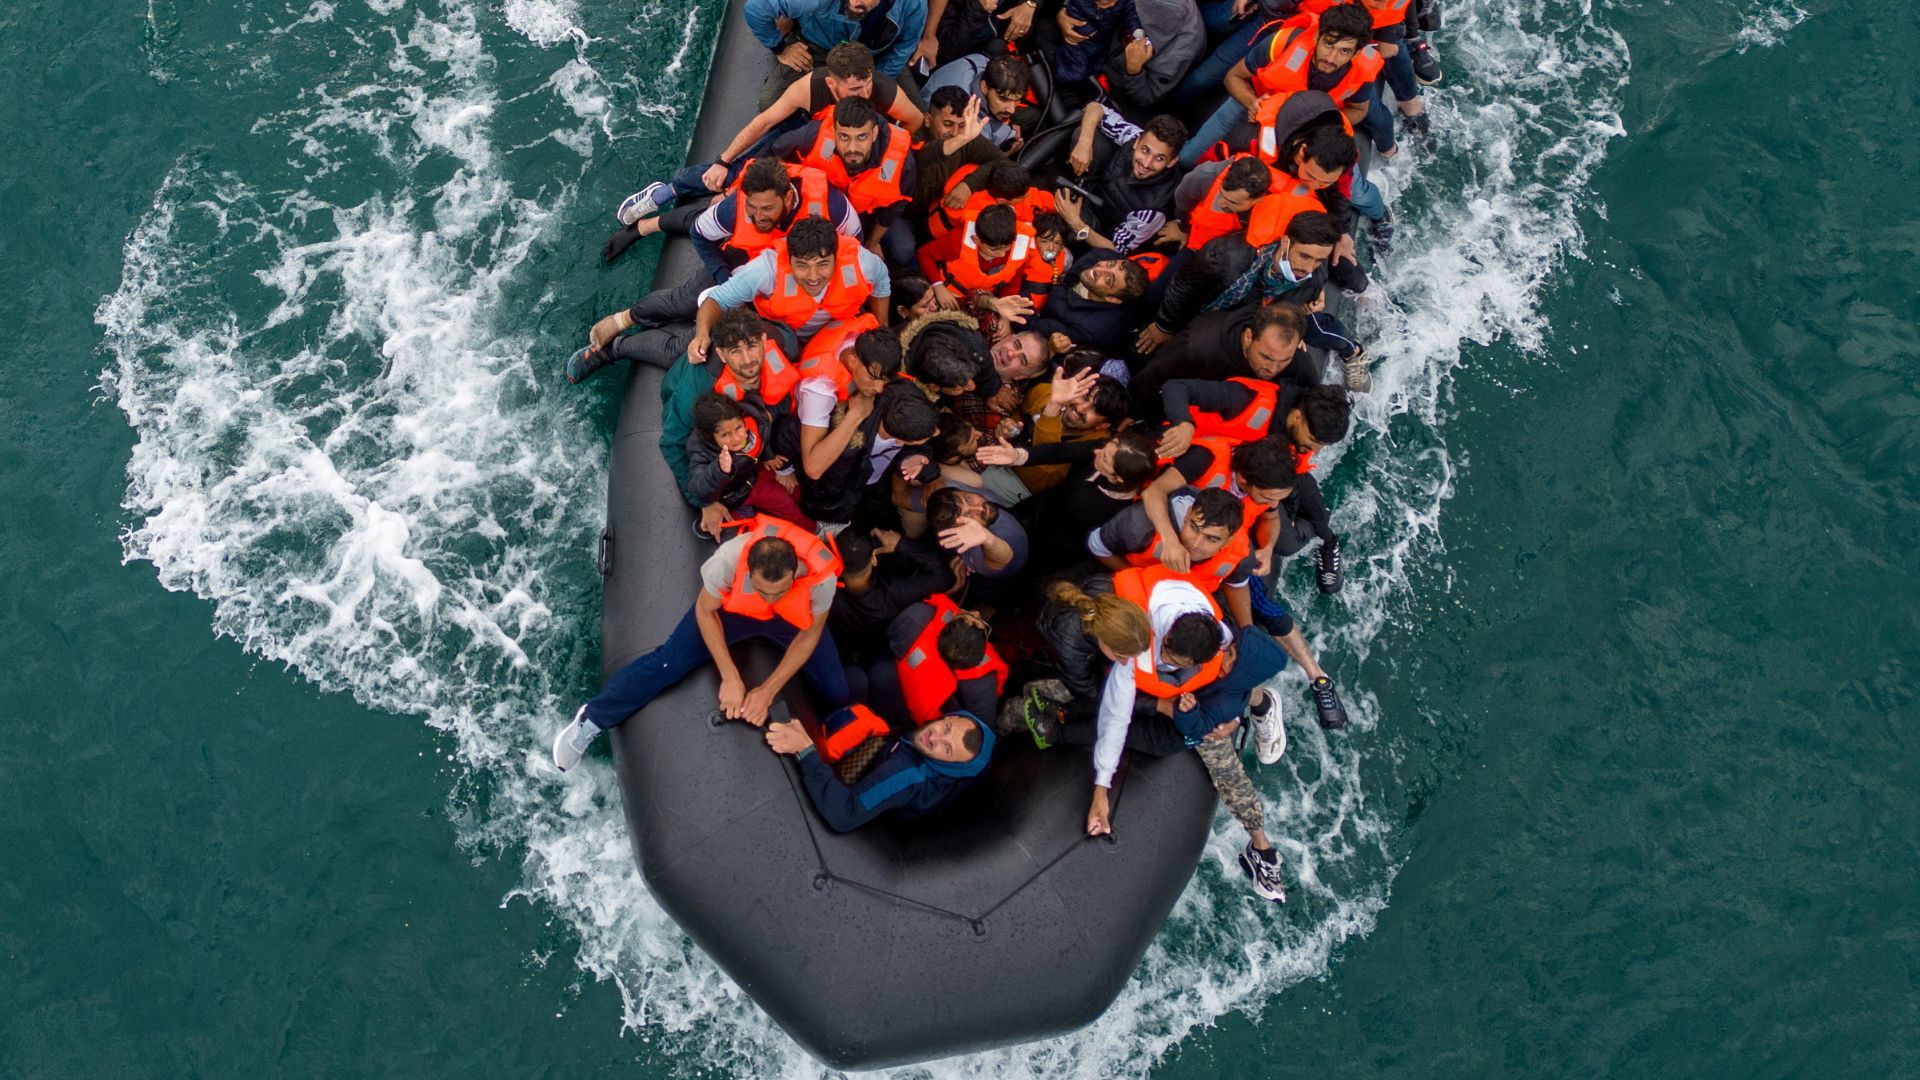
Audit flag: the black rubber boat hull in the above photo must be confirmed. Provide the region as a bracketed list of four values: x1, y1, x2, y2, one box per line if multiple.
[598, 1, 1217, 1066]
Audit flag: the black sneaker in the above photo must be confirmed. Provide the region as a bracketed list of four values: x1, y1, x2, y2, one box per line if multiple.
[1239, 842, 1287, 903]
[1368, 206, 1394, 261]
[1021, 687, 1060, 749]
[1405, 108, 1436, 149]
[1311, 676, 1349, 730]
[1409, 38, 1443, 85]
[1315, 538, 1345, 594]
[566, 346, 615, 384]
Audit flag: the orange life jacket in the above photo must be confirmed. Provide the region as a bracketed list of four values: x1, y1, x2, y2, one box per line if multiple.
[1185, 157, 1282, 250]
[1020, 241, 1071, 310]
[895, 595, 1009, 725]
[800, 122, 912, 215]
[1299, 0, 1412, 30]
[932, 165, 1057, 240]
[945, 221, 1035, 293]
[1246, 178, 1327, 246]
[795, 313, 882, 401]
[1249, 15, 1386, 106]
[1125, 527, 1254, 591]
[723, 167, 833, 261]
[715, 517, 842, 629]
[1190, 377, 1280, 445]
[711, 337, 800, 407]
[1159, 435, 1238, 492]
[1288, 440, 1317, 474]
[1110, 567, 1229, 698]
[753, 233, 875, 332]
[817, 702, 893, 762]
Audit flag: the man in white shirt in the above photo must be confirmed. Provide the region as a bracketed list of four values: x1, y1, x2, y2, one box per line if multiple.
[1085, 568, 1293, 902]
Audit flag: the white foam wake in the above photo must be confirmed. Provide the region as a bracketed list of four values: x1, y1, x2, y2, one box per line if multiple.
[97, 0, 1630, 1074]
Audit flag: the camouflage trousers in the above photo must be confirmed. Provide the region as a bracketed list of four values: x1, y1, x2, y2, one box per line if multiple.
[1193, 736, 1265, 837]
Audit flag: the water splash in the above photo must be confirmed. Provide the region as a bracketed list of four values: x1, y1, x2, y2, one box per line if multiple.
[97, 0, 1632, 1074]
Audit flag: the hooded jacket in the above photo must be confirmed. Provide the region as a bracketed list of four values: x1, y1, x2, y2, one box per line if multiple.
[796, 708, 996, 831]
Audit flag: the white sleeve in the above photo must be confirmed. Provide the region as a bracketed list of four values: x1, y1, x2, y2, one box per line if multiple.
[1086, 526, 1115, 559]
[1093, 658, 1139, 789]
[795, 378, 839, 428]
[855, 245, 892, 298]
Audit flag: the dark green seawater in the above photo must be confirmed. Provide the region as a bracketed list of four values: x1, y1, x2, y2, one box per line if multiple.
[3, 0, 1915, 1075]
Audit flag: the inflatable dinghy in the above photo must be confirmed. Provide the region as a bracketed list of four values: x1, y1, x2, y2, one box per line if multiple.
[596, 0, 1217, 1067]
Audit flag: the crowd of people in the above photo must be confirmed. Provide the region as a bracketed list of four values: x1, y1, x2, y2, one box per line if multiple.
[553, 0, 1447, 903]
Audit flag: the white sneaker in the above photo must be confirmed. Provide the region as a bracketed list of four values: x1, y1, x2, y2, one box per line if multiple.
[552, 706, 601, 772]
[1249, 686, 1286, 765]
[1239, 842, 1287, 903]
[614, 181, 672, 226]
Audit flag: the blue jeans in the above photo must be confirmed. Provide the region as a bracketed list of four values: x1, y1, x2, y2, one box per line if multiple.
[1346, 169, 1386, 222]
[1172, 11, 1262, 108]
[1181, 96, 1250, 169]
[659, 159, 749, 208]
[1177, 625, 1290, 737]
[1247, 575, 1296, 638]
[584, 606, 851, 729]
[1382, 40, 1420, 103]
[1361, 93, 1397, 153]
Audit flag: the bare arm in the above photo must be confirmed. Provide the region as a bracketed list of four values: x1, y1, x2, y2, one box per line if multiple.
[716, 80, 809, 167]
[694, 588, 744, 689]
[801, 392, 874, 478]
[1141, 468, 1189, 571]
[1225, 59, 1259, 117]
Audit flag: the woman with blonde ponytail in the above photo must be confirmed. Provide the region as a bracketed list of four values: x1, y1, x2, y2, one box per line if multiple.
[1001, 572, 1190, 760]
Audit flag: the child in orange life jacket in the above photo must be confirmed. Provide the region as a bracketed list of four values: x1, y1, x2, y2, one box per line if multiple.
[931, 204, 1034, 317]
[686, 393, 818, 540]
[1021, 211, 1073, 313]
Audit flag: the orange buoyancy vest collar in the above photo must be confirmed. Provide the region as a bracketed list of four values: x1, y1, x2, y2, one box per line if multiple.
[1110, 567, 1229, 698]
[1246, 179, 1327, 246]
[753, 233, 875, 331]
[711, 337, 800, 407]
[1250, 16, 1385, 106]
[946, 221, 1035, 292]
[896, 595, 1009, 725]
[1185, 157, 1283, 250]
[724, 167, 833, 260]
[802, 122, 912, 215]
[795, 313, 882, 401]
[1191, 377, 1280, 444]
[1125, 527, 1254, 591]
[716, 517, 842, 629]
[933, 167, 1057, 239]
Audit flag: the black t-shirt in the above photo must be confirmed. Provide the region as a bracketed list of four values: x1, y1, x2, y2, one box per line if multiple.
[828, 540, 954, 658]
[807, 69, 905, 117]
